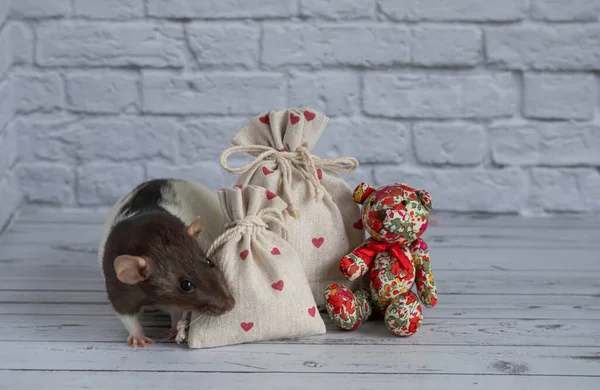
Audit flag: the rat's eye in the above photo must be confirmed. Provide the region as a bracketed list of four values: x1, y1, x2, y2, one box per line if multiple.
[401, 200, 408, 206]
[180, 280, 195, 292]
[206, 258, 214, 267]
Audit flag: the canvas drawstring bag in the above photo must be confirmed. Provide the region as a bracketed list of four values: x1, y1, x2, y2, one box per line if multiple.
[220, 108, 366, 309]
[175, 185, 326, 348]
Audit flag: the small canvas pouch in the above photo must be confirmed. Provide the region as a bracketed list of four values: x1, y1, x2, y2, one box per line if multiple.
[220, 108, 366, 309]
[177, 185, 326, 349]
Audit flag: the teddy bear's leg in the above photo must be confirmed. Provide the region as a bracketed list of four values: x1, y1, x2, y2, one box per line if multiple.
[384, 291, 423, 336]
[324, 283, 372, 331]
[410, 238, 438, 308]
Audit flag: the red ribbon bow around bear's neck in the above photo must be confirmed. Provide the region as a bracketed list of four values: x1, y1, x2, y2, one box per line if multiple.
[356, 240, 414, 276]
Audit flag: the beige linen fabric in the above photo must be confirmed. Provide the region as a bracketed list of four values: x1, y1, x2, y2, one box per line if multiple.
[220, 108, 365, 309]
[183, 185, 326, 349]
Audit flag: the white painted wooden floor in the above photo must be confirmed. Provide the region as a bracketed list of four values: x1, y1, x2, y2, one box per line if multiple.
[0, 209, 599, 390]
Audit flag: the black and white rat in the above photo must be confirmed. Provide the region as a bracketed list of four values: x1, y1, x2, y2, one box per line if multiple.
[98, 178, 234, 348]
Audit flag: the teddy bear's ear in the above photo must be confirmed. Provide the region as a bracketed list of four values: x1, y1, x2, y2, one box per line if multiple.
[353, 182, 376, 205]
[416, 189, 433, 212]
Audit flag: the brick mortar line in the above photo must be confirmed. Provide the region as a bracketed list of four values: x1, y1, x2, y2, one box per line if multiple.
[11, 16, 600, 24]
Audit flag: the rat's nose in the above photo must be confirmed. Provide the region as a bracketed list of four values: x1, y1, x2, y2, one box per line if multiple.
[220, 293, 235, 312]
[207, 292, 235, 314]
[201, 294, 235, 316]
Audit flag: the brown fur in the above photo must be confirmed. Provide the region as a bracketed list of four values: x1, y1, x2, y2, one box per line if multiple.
[102, 209, 234, 316]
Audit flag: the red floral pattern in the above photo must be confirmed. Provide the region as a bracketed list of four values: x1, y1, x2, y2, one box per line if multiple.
[324, 182, 437, 337]
[324, 284, 372, 330]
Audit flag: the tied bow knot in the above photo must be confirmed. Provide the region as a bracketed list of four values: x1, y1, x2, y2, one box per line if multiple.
[224, 215, 268, 230]
[206, 207, 288, 259]
[221, 144, 358, 218]
[357, 240, 414, 276]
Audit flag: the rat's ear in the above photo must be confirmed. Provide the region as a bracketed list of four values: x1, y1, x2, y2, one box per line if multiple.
[353, 182, 376, 205]
[416, 189, 433, 212]
[114, 255, 149, 285]
[186, 217, 203, 239]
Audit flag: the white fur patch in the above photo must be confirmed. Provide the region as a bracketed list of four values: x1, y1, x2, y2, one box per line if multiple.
[117, 313, 143, 337]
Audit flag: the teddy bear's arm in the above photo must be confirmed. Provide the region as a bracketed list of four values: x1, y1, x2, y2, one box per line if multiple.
[409, 238, 438, 308]
[339, 238, 377, 281]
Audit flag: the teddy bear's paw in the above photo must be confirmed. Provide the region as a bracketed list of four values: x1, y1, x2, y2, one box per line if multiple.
[339, 254, 368, 281]
[384, 292, 423, 337]
[324, 283, 363, 331]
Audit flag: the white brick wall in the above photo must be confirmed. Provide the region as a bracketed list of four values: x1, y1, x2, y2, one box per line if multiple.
[2, 0, 600, 216]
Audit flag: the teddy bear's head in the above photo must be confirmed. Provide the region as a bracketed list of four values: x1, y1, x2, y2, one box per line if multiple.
[353, 182, 433, 245]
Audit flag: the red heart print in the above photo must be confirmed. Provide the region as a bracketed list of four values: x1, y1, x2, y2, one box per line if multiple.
[262, 166, 274, 176]
[290, 113, 300, 125]
[271, 280, 284, 291]
[234, 184, 243, 189]
[271, 247, 281, 255]
[278, 147, 286, 152]
[304, 111, 316, 121]
[317, 168, 323, 180]
[240, 250, 249, 260]
[259, 115, 269, 124]
[312, 237, 324, 248]
[240, 322, 254, 332]
[308, 307, 316, 317]
[266, 190, 276, 200]
[353, 219, 363, 230]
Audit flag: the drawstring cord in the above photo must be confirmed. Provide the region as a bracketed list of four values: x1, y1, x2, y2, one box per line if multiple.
[221, 145, 358, 218]
[206, 208, 288, 258]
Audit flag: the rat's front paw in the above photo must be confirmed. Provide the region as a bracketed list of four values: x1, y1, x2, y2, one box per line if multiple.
[127, 334, 155, 348]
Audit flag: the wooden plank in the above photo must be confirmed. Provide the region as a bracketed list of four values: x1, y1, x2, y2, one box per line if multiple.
[0, 265, 102, 280]
[0, 224, 103, 246]
[3, 244, 599, 272]
[1, 314, 598, 347]
[0, 304, 114, 316]
[4, 221, 600, 250]
[14, 207, 110, 224]
[16, 207, 600, 229]
[2, 371, 598, 390]
[1, 342, 599, 376]
[0, 244, 98, 263]
[423, 229, 600, 249]
[435, 270, 600, 295]
[13, 213, 600, 236]
[432, 247, 600, 271]
[432, 217, 600, 230]
[0, 291, 108, 304]
[2, 293, 599, 319]
[2, 268, 599, 295]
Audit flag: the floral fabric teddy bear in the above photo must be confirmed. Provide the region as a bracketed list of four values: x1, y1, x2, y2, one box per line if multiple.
[323, 182, 438, 336]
